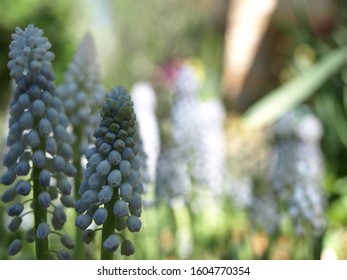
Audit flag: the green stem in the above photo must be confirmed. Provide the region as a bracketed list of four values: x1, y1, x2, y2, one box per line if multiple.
[73, 129, 87, 259]
[73, 130, 83, 201]
[33, 164, 49, 260]
[100, 194, 117, 260]
[313, 231, 324, 260]
[32, 118, 49, 260]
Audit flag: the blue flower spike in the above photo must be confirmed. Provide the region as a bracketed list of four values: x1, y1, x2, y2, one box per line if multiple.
[1, 24, 75, 259]
[75, 86, 143, 259]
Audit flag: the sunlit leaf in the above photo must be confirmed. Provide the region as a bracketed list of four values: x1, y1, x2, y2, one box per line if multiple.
[242, 46, 347, 129]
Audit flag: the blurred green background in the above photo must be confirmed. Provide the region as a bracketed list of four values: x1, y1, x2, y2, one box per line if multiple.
[1, 0, 347, 260]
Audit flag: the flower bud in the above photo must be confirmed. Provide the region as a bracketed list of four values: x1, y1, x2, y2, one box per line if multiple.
[38, 118, 52, 137]
[75, 199, 90, 213]
[38, 192, 51, 208]
[1, 187, 17, 202]
[107, 169, 122, 187]
[46, 107, 59, 126]
[103, 234, 120, 252]
[53, 155, 65, 172]
[120, 182, 133, 202]
[19, 111, 34, 129]
[15, 161, 30, 176]
[1, 170, 17, 185]
[119, 160, 131, 177]
[88, 173, 105, 191]
[52, 207, 66, 230]
[57, 250, 71, 260]
[82, 229, 95, 244]
[113, 200, 128, 217]
[98, 185, 113, 204]
[60, 195, 76, 208]
[126, 215, 142, 232]
[60, 234, 75, 249]
[32, 150, 46, 168]
[15, 180, 31, 196]
[129, 192, 142, 210]
[38, 169, 51, 188]
[81, 189, 99, 204]
[120, 239, 135, 256]
[36, 223, 50, 239]
[8, 239, 22, 256]
[25, 228, 35, 243]
[8, 216, 22, 232]
[46, 136, 57, 155]
[93, 208, 108, 225]
[75, 214, 92, 230]
[7, 202, 24, 216]
[96, 160, 112, 176]
[107, 150, 122, 166]
[32, 99, 45, 117]
[56, 178, 72, 195]
[53, 124, 67, 142]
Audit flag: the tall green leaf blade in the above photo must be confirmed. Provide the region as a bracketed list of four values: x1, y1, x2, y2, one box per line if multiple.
[242, 46, 347, 129]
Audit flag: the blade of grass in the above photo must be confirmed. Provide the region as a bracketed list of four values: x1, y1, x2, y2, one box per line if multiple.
[242, 46, 347, 129]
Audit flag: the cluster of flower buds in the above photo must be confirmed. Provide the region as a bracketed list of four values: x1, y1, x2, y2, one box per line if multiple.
[249, 193, 281, 235]
[168, 62, 228, 197]
[195, 98, 227, 195]
[155, 63, 202, 204]
[170, 63, 202, 171]
[155, 148, 191, 204]
[228, 175, 253, 210]
[75, 86, 143, 256]
[1, 24, 76, 258]
[269, 106, 325, 234]
[56, 33, 104, 153]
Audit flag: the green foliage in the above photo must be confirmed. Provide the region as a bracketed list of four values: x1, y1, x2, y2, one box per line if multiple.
[242, 46, 347, 129]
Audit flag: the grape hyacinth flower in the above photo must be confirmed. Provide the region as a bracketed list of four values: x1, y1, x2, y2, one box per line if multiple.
[194, 98, 227, 195]
[249, 193, 282, 235]
[227, 175, 253, 210]
[0, 25, 76, 259]
[76, 86, 143, 259]
[268, 106, 325, 234]
[56, 33, 105, 259]
[155, 148, 191, 205]
[170, 63, 202, 176]
[56, 33, 104, 156]
[157, 62, 201, 207]
[163, 61, 228, 207]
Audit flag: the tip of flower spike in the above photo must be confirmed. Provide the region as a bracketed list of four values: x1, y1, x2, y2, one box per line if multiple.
[112, 85, 128, 95]
[75, 32, 97, 66]
[8, 24, 54, 79]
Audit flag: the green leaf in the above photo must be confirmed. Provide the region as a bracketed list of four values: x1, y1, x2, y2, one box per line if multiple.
[242, 46, 347, 129]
